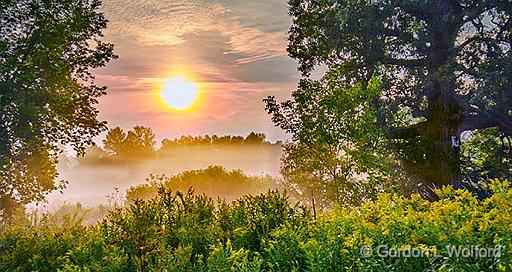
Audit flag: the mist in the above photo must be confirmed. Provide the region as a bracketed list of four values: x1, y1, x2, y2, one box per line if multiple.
[44, 144, 282, 209]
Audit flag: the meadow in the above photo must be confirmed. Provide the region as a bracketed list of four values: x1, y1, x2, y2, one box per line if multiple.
[1, 180, 511, 271]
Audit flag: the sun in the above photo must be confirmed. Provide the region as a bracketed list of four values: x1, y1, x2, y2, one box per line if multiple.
[160, 77, 199, 110]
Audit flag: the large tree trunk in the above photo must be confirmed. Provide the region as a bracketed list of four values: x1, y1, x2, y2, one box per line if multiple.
[414, 0, 463, 186]
[423, 92, 461, 186]
[380, 1, 511, 189]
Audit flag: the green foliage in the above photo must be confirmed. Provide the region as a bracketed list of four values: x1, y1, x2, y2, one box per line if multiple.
[207, 240, 262, 272]
[103, 126, 156, 158]
[103, 189, 307, 271]
[125, 166, 280, 204]
[0, 223, 113, 271]
[0, 0, 116, 221]
[462, 128, 512, 183]
[160, 132, 275, 152]
[266, 75, 413, 208]
[2, 182, 512, 271]
[280, 0, 512, 187]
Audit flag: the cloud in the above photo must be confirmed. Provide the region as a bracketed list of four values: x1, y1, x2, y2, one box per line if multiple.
[224, 27, 287, 64]
[101, 0, 291, 64]
[94, 0, 297, 141]
[102, 0, 225, 45]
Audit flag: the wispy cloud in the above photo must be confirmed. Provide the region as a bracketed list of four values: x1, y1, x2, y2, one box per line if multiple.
[101, 0, 289, 64]
[95, 0, 297, 141]
[102, 0, 225, 45]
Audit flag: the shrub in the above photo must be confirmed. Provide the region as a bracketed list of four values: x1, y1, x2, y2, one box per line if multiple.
[1, 181, 511, 271]
[125, 166, 280, 204]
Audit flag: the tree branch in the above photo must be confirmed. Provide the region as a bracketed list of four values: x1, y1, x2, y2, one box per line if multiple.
[387, 122, 426, 139]
[459, 113, 496, 132]
[387, 111, 511, 139]
[460, 110, 512, 136]
[447, 0, 464, 13]
[455, 63, 478, 77]
[380, 55, 428, 67]
[456, 35, 499, 52]
[396, 0, 432, 22]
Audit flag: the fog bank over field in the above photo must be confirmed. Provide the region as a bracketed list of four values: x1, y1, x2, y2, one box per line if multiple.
[45, 144, 282, 208]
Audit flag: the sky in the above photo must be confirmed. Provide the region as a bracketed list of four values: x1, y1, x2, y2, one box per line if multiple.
[92, 0, 300, 142]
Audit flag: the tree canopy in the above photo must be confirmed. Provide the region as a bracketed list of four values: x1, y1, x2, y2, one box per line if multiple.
[268, 0, 511, 197]
[103, 126, 156, 157]
[0, 0, 116, 221]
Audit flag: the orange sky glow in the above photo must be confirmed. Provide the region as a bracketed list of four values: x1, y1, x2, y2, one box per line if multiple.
[91, 0, 301, 142]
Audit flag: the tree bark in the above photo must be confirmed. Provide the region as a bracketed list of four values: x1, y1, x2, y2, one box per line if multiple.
[389, 0, 465, 186]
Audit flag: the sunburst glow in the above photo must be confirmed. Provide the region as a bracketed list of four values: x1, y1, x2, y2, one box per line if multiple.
[160, 77, 199, 110]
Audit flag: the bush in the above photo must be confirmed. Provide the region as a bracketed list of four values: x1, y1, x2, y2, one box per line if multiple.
[1, 181, 511, 271]
[125, 166, 280, 204]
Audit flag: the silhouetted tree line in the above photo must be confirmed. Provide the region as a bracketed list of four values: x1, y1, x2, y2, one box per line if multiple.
[79, 126, 282, 162]
[161, 132, 279, 150]
[102, 126, 156, 157]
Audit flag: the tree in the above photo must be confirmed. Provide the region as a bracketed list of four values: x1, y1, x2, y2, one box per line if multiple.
[276, 0, 511, 187]
[266, 76, 413, 207]
[244, 132, 266, 145]
[124, 126, 156, 156]
[0, 0, 116, 222]
[103, 127, 127, 155]
[125, 166, 280, 204]
[461, 128, 512, 183]
[103, 126, 156, 157]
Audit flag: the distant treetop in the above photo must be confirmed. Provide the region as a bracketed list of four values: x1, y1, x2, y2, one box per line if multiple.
[93, 126, 281, 160]
[160, 132, 280, 150]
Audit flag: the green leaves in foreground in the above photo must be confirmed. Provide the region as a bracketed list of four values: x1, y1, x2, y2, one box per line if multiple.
[1, 181, 512, 271]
